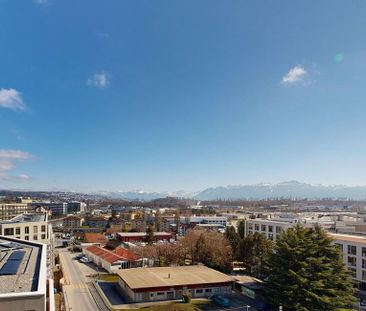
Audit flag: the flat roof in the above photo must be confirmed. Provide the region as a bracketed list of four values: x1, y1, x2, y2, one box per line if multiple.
[0, 237, 46, 295]
[0, 213, 47, 224]
[117, 265, 234, 290]
[329, 233, 366, 244]
[117, 232, 171, 237]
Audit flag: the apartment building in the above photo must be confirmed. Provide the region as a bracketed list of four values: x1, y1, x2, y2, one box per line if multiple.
[0, 203, 32, 220]
[245, 217, 335, 241]
[0, 214, 49, 243]
[329, 233, 366, 291]
[62, 215, 83, 229]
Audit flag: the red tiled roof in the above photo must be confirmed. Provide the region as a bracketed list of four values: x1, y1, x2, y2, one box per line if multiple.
[85, 245, 123, 263]
[114, 247, 140, 261]
[84, 233, 108, 244]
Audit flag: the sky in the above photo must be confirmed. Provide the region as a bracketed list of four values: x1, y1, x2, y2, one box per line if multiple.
[1, 0, 366, 192]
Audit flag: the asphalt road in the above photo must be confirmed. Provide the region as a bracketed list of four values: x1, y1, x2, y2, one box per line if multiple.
[59, 249, 100, 311]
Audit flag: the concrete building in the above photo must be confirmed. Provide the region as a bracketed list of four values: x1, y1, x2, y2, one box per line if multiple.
[0, 203, 32, 220]
[245, 217, 335, 241]
[117, 265, 233, 302]
[0, 236, 53, 311]
[84, 215, 108, 229]
[329, 233, 366, 292]
[62, 215, 83, 229]
[116, 232, 172, 243]
[0, 214, 49, 243]
[29, 202, 67, 216]
[67, 201, 86, 213]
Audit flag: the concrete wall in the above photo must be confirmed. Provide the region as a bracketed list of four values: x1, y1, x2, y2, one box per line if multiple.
[0, 294, 45, 311]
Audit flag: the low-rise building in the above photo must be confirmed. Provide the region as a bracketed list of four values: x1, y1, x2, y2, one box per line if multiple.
[83, 232, 109, 246]
[0, 203, 32, 220]
[0, 213, 49, 243]
[0, 236, 53, 311]
[84, 216, 108, 229]
[116, 232, 172, 243]
[63, 215, 83, 229]
[117, 265, 233, 302]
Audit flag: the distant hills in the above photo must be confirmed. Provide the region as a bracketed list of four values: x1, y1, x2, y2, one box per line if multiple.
[96, 181, 366, 201]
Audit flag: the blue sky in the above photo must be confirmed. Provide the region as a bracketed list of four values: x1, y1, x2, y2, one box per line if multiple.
[1, 0, 366, 192]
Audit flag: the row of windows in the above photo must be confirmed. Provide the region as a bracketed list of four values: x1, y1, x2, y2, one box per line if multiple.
[336, 243, 366, 257]
[17, 234, 46, 240]
[248, 223, 283, 233]
[3, 225, 46, 236]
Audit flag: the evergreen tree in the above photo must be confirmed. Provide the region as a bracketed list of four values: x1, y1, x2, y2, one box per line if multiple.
[265, 225, 356, 311]
[238, 220, 245, 239]
[237, 232, 273, 277]
[146, 224, 155, 245]
[225, 226, 240, 259]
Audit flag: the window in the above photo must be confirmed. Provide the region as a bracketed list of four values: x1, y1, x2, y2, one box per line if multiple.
[268, 225, 273, 233]
[196, 289, 203, 294]
[276, 226, 282, 233]
[33, 235, 38, 240]
[348, 245, 357, 256]
[205, 288, 212, 293]
[16, 227, 20, 235]
[156, 292, 164, 296]
[25, 226, 29, 234]
[363, 259, 366, 269]
[33, 226, 38, 233]
[362, 247, 366, 257]
[248, 223, 253, 230]
[261, 225, 266, 232]
[25, 236, 29, 240]
[4, 228, 14, 236]
[268, 233, 274, 240]
[41, 234, 46, 240]
[41, 225, 46, 232]
[248, 230, 253, 235]
[348, 256, 357, 267]
[254, 224, 259, 231]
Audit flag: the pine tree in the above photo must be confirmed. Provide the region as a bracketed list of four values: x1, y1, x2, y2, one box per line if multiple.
[238, 220, 245, 239]
[146, 224, 155, 245]
[265, 225, 356, 311]
[225, 226, 240, 259]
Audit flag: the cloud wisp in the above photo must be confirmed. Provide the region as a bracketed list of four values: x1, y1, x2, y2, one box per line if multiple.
[281, 65, 307, 85]
[0, 149, 33, 181]
[87, 71, 110, 88]
[0, 88, 26, 111]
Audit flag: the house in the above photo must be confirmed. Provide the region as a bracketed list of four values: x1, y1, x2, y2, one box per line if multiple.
[117, 265, 233, 302]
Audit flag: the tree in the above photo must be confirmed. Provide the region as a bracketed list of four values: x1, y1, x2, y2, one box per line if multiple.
[146, 224, 155, 245]
[225, 226, 240, 259]
[237, 220, 245, 239]
[265, 225, 356, 311]
[237, 232, 273, 277]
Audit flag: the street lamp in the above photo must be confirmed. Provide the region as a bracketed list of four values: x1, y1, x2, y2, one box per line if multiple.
[245, 305, 250, 311]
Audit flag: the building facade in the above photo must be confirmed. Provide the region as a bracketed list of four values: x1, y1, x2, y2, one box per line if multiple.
[0, 203, 32, 220]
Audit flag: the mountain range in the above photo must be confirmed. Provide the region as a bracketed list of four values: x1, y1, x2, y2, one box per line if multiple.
[95, 181, 366, 201]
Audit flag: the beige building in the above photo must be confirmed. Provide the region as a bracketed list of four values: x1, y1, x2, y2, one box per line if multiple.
[0, 203, 33, 220]
[0, 214, 49, 243]
[62, 215, 83, 229]
[117, 265, 233, 303]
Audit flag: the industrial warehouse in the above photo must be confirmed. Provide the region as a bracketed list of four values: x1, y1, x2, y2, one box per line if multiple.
[117, 265, 234, 303]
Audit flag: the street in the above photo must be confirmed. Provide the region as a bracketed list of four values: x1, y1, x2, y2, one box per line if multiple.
[59, 249, 100, 311]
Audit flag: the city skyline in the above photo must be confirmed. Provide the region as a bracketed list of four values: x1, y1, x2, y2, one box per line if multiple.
[2, 1, 366, 192]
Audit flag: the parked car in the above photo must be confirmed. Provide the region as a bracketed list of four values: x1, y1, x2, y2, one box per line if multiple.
[75, 254, 83, 260]
[79, 256, 92, 263]
[211, 295, 230, 308]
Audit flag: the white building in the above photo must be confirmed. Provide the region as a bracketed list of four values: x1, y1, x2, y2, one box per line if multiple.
[329, 233, 366, 291]
[0, 213, 50, 243]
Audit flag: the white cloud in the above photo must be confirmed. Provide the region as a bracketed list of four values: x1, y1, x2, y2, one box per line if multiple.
[87, 72, 110, 88]
[281, 65, 307, 85]
[0, 149, 32, 181]
[0, 88, 26, 110]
